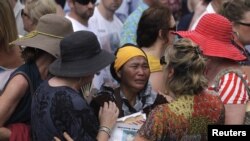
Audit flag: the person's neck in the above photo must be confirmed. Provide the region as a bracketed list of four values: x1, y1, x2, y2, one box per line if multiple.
[206, 58, 239, 86]
[142, 40, 166, 59]
[120, 85, 138, 106]
[68, 11, 88, 27]
[210, 1, 220, 13]
[48, 76, 80, 91]
[36, 55, 54, 80]
[97, 4, 114, 21]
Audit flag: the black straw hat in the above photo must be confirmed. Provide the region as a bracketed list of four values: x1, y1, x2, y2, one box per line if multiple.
[49, 31, 115, 77]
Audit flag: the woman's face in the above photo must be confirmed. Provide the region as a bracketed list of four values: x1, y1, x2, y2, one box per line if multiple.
[167, 15, 176, 46]
[21, 8, 35, 32]
[234, 11, 250, 45]
[118, 56, 150, 91]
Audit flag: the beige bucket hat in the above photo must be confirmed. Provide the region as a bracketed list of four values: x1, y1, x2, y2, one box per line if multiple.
[10, 14, 73, 58]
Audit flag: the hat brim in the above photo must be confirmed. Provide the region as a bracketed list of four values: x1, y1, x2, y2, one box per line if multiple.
[11, 33, 61, 58]
[49, 50, 115, 77]
[174, 31, 246, 61]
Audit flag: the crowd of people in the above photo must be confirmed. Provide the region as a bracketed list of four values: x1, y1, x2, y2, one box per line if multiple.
[0, 0, 250, 141]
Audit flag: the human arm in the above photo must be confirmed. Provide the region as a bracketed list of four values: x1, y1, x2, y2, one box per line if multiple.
[224, 104, 246, 125]
[0, 74, 28, 126]
[0, 127, 11, 141]
[97, 101, 119, 141]
[149, 72, 164, 92]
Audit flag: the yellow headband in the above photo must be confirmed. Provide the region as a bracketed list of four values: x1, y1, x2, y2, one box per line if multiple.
[114, 46, 147, 73]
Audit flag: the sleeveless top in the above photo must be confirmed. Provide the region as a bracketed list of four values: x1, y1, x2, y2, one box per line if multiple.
[146, 54, 162, 73]
[5, 61, 41, 125]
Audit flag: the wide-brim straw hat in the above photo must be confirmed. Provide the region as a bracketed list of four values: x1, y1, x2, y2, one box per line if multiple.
[49, 31, 115, 77]
[10, 14, 73, 58]
[174, 13, 246, 61]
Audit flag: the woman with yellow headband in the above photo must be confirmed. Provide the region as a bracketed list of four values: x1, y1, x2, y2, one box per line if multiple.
[90, 44, 167, 118]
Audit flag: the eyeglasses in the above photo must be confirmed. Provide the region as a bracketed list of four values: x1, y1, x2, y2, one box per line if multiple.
[21, 9, 29, 18]
[75, 0, 96, 5]
[236, 21, 250, 27]
[160, 56, 166, 65]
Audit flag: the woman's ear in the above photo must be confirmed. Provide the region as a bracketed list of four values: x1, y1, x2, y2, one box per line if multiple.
[168, 67, 174, 78]
[116, 70, 121, 79]
[159, 29, 169, 44]
[159, 29, 163, 39]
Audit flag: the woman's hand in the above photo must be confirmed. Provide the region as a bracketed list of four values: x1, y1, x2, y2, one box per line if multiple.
[0, 127, 11, 141]
[98, 101, 119, 129]
[54, 132, 73, 141]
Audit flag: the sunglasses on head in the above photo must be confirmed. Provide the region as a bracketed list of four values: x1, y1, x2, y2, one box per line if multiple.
[75, 0, 96, 5]
[169, 25, 177, 31]
[236, 21, 250, 27]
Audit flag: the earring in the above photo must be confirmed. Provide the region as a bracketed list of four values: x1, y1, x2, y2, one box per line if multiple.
[234, 31, 240, 39]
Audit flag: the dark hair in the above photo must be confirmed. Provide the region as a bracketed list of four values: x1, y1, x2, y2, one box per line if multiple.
[21, 47, 55, 62]
[204, 0, 212, 4]
[219, 0, 250, 22]
[136, 5, 172, 47]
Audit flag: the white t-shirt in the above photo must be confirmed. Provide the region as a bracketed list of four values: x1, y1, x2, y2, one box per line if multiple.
[88, 7, 123, 53]
[88, 7, 123, 89]
[190, 3, 216, 30]
[65, 15, 89, 31]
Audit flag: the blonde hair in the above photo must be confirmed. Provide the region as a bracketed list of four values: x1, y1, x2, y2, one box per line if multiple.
[164, 38, 207, 96]
[26, 0, 57, 25]
[0, 0, 18, 52]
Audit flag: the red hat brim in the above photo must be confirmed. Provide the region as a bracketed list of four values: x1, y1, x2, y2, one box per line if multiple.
[174, 31, 246, 61]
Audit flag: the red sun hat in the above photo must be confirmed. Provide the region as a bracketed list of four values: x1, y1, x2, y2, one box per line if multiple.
[174, 13, 246, 61]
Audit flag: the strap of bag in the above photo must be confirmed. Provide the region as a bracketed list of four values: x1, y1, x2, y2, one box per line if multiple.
[114, 88, 124, 117]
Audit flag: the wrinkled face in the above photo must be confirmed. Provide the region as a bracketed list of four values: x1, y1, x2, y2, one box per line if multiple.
[101, 0, 122, 13]
[74, 1, 95, 21]
[21, 9, 35, 32]
[118, 56, 150, 91]
[234, 11, 250, 45]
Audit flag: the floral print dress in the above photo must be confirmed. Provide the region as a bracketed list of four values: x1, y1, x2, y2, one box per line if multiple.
[137, 92, 225, 141]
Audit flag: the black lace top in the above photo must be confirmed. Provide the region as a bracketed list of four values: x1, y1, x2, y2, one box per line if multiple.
[31, 81, 99, 141]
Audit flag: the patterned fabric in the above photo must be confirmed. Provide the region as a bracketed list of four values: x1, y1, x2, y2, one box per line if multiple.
[120, 0, 148, 46]
[209, 72, 249, 104]
[146, 54, 162, 72]
[137, 93, 225, 141]
[90, 83, 167, 118]
[120, 83, 157, 116]
[31, 81, 99, 141]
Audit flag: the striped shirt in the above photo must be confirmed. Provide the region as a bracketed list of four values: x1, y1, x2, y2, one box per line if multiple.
[209, 72, 249, 104]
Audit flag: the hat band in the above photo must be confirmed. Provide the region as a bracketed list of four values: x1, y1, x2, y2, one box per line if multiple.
[10, 31, 64, 45]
